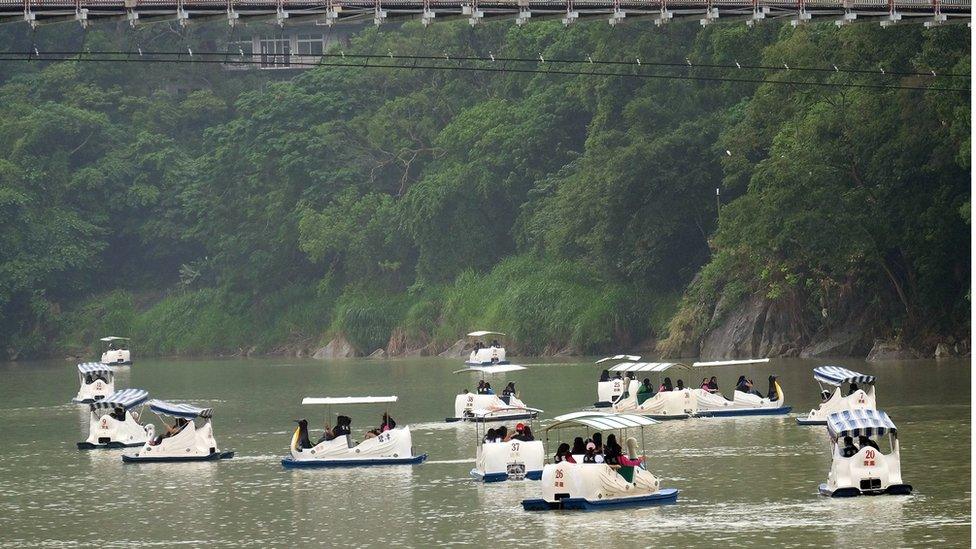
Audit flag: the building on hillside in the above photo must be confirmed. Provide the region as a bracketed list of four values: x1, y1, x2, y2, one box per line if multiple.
[223, 24, 361, 70]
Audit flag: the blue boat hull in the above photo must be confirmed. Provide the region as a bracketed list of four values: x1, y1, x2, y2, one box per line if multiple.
[281, 453, 428, 468]
[471, 469, 543, 482]
[445, 412, 538, 423]
[696, 406, 792, 418]
[122, 451, 235, 463]
[522, 488, 679, 511]
[795, 417, 827, 425]
[77, 441, 144, 450]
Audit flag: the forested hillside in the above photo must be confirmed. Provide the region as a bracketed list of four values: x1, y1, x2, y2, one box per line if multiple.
[0, 20, 969, 360]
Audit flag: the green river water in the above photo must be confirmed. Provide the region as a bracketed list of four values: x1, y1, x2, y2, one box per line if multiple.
[0, 357, 969, 547]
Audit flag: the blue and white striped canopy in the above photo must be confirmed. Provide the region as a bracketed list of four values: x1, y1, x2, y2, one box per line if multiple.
[90, 388, 149, 411]
[827, 409, 897, 439]
[77, 362, 113, 376]
[813, 366, 876, 386]
[148, 399, 213, 419]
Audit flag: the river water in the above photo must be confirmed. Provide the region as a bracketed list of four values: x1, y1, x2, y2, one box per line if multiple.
[0, 357, 969, 547]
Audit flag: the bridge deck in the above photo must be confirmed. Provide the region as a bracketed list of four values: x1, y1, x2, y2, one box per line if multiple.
[0, 0, 969, 26]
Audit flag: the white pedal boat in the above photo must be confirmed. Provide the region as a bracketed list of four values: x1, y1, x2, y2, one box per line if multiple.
[123, 400, 234, 463]
[282, 396, 427, 468]
[470, 409, 545, 482]
[72, 363, 115, 404]
[610, 359, 790, 418]
[465, 330, 510, 365]
[447, 364, 540, 422]
[797, 366, 877, 425]
[819, 409, 912, 497]
[594, 354, 640, 407]
[521, 412, 678, 511]
[77, 388, 151, 449]
[99, 336, 132, 366]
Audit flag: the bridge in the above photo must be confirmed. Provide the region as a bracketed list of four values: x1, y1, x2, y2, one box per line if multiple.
[1, 0, 969, 28]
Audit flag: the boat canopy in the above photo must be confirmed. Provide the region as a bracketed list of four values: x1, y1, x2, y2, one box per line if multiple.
[453, 364, 526, 375]
[90, 388, 149, 411]
[302, 396, 398, 405]
[547, 412, 659, 432]
[827, 409, 897, 439]
[596, 354, 641, 364]
[77, 362, 113, 375]
[471, 406, 543, 418]
[467, 331, 505, 337]
[813, 366, 876, 386]
[692, 358, 770, 367]
[149, 399, 214, 419]
[608, 362, 689, 373]
[100, 336, 130, 342]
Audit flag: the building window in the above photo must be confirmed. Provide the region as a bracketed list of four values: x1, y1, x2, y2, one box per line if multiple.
[297, 34, 325, 56]
[259, 38, 290, 68]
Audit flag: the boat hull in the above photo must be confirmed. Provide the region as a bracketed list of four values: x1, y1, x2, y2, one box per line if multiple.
[696, 406, 792, 418]
[77, 441, 144, 450]
[123, 451, 234, 463]
[472, 468, 543, 482]
[819, 483, 912, 497]
[281, 454, 428, 468]
[795, 416, 827, 425]
[522, 488, 679, 511]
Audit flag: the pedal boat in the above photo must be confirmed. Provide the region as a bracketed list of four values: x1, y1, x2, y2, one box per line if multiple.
[77, 388, 151, 449]
[470, 409, 545, 482]
[521, 412, 678, 511]
[594, 354, 640, 407]
[819, 409, 912, 497]
[282, 396, 427, 468]
[610, 359, 790, 418]
[122, 399, 234, 463]
[99, 336, 132, 366]
[447, 364, 540, 422]
[796, 366, 877, 425]
[465, 330, 510, 365]
[72, 363, 115, 404]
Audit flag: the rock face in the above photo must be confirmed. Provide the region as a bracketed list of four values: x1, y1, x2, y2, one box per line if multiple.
[312, 335, 358, 360]
[698, 295, 804, 359]
[367, 348, 387, 359]
[866, 339, 917, 361]
[934, 342, 953, 359]
[438, 339, 469, 358]
[800, 323, 872, 358]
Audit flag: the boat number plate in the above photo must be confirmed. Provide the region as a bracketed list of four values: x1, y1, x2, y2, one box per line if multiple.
[507, 463, 526, 480]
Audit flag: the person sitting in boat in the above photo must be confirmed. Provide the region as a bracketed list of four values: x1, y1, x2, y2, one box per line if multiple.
[604, 434, 622, 465]
[501, 382, 516, 404]
[484, 428, 497, 444]
[658, 377, 673, 392]
[841, 436, 858, 457]
[707, 376, 719, 392]
[110, 406, 126, 422]
[766, 375, 779, 400]
[496, 426, 509, 442]
[820, 389, 832, 401]
[735, 375, 749, 392]
[700, 377, 709, 390]
[613, 371, 622, 380]
[858, 435, 880, 452]
[583, 442, 601, 463]
[554, 443, 575, 464]
[637, 378, 654, 404]
[476, 380, 486, 394]
[600, 369, 611, 382]
[571, 436, 586, 455]
[591, 432, 603, 454]
[483, 383, 495, 395]
[365, 413, 397, 439]
[676, 379, 686, 391]
[848, 382, 859, 396]
[510, 423, 531, 441]
[490, 339, 500, 348]
[329, 415, 351, 441]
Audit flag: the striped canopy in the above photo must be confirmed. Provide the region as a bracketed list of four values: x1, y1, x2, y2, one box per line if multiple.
[596, 354, 641, 364]
[814, 366, 876, 386]
[77, 362, 113, 376]
[547, 411, 659, 432]
[148, 399, 213, 419]
[608, 362, 689, 373]
[90, 388, 149, 411]
[827, 409, 897, 439]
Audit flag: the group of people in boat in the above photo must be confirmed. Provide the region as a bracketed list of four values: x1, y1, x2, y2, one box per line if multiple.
[820, 382, 862, 401]
[840, 434, 881, 457]
[295, 413, 398, 450]
[468, 380, 518, 402]
[552, 433, 642, 468]
[150, 417, 189, 445]
[471, 340, 502, 352]
[83, 372, 109, 385]
[482, 423, 535, 443]
[602, 371, 779, 404]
